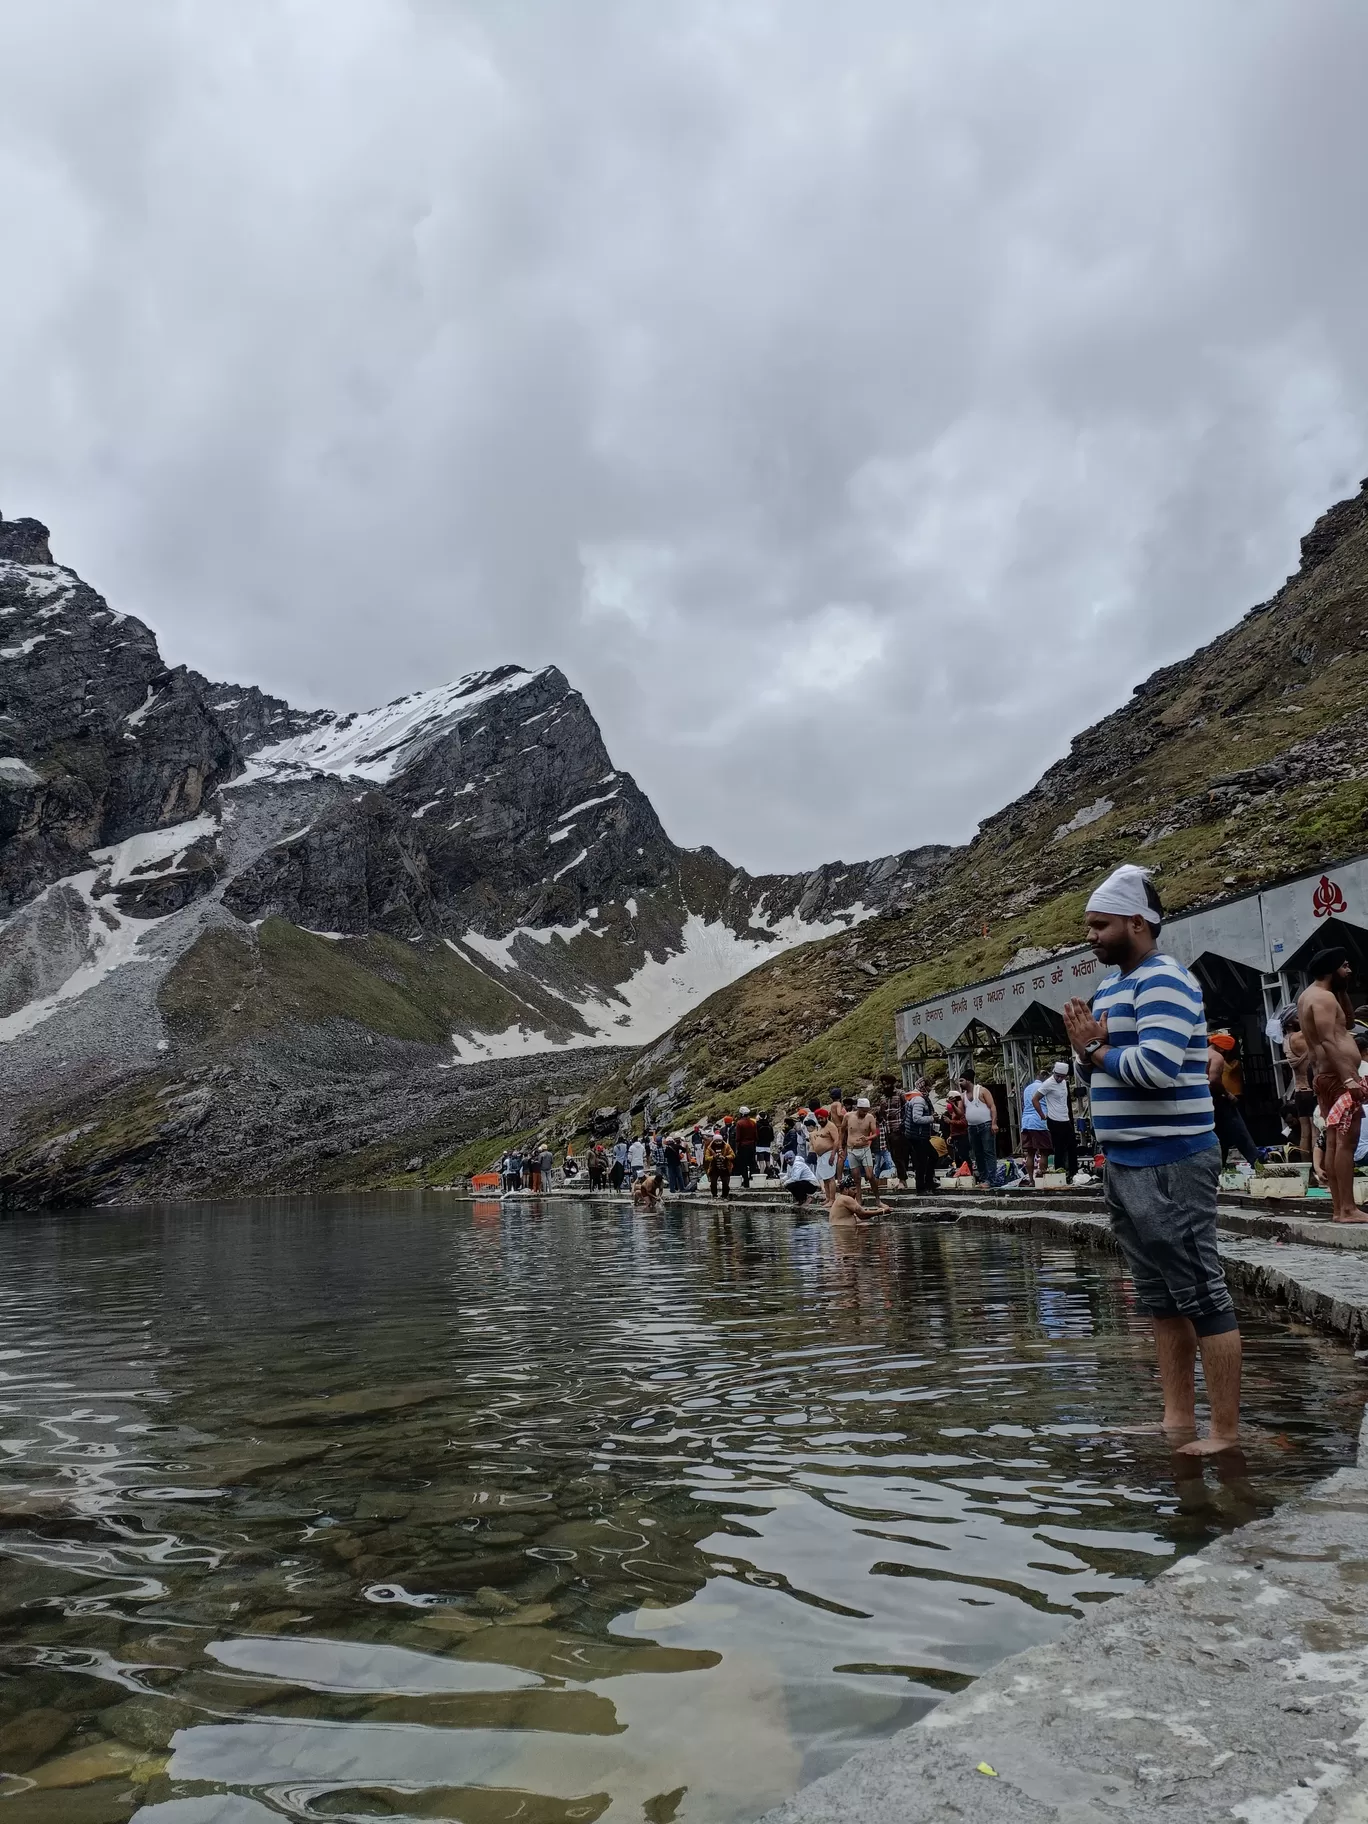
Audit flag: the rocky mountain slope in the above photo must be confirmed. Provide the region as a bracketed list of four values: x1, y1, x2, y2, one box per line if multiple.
[0, 511, 944, 1202]
[568, 476, 1368, 1135]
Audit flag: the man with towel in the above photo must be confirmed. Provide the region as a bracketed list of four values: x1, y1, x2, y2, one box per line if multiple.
[1063, 863, 1241, 1455]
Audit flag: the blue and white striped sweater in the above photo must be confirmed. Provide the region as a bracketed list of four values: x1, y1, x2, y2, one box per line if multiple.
[1085, 951, 1216, 1167]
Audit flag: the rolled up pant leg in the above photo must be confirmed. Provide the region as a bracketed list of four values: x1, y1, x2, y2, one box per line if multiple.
[1103, 1147, 1237, 1336]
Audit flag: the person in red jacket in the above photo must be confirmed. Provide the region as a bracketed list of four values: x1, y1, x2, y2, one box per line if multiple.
[733, 1106, 759, 1188]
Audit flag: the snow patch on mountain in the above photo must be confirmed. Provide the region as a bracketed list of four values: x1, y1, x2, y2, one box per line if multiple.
[448, 901, 876, 1060]
[0, 872, 164, 1043]
[91, 814, 218, 886]
[231, 666, 548, 785]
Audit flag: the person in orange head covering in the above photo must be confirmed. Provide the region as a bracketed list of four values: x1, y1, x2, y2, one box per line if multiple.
[1206, 1031, 1258, 1167]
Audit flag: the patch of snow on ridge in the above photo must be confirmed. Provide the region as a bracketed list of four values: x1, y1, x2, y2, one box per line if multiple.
[125, 685, 164, 727]
[230, 666, 550, 786]
[461, 920, 599, 961]
[552, 846, 588, 881]
[556, 789, 619, 821]
[446, 901, 876, 1059]
[0, 872, 166, 1043]
[572, 911, 857, 1043]
[91, 814, 218, 886]
[449, 1024, 572, 1063]
[459, 930, 518, 972]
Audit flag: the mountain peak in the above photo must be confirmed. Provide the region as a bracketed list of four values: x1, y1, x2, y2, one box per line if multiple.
[0, 513, 52, 566]
[234, 662, 559, 787]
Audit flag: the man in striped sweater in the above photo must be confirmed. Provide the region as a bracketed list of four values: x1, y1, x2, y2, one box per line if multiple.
[1063, 863, 1240, 1456]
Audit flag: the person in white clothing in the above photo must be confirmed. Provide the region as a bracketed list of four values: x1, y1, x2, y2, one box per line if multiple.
[1030, 1060, 1077, 1182]
[958, 1070, 997, 1185]
[627, 1136, 646, 1180]
[784, 1152, 821, 1206]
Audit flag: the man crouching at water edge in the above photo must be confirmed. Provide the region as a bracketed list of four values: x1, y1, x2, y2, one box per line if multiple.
[1062, 863, 1240, 1456]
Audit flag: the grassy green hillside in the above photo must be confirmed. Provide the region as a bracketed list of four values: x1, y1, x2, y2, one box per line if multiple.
[159, 918, 589, 1048]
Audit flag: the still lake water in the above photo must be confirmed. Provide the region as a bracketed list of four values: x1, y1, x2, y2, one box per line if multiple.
[0, 1196, 1363, 1823]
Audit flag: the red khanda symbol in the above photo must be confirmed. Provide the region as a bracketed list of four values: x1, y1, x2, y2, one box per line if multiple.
[1312, 874, 1348, 920]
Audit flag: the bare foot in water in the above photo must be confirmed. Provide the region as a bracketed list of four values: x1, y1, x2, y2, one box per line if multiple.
[1176, 1433, 1240, 1456]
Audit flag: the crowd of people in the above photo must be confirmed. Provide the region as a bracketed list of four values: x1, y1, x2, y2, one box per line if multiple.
[497, 1003, 1365, 1218]
[495, 1072, 1086, 1224]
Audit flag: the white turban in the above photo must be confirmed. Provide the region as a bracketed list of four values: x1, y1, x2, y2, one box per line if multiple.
[1086, 863, 1160, 925]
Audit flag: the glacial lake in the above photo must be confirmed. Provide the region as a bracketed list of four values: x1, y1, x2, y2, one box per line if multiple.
[0, 1197, 1362, 1823]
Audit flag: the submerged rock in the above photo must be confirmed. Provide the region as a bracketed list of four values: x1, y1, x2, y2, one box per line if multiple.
[0, 1708, 74, 1773]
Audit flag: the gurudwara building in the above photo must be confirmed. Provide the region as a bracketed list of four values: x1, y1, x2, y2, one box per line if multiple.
[894, 855, 1368, 1151]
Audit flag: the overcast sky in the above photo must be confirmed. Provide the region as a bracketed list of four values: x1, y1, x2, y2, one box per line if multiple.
[3, 1, 1367, 873]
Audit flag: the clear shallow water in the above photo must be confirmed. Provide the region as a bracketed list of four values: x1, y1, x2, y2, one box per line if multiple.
[0, 1197, 1362, 1823]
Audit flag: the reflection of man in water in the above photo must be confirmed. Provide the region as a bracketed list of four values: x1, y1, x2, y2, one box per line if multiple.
[1298, 949, 1368, 1225]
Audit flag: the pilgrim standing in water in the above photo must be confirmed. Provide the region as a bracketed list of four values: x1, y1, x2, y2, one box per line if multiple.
[1063, 862, 1241, 1454]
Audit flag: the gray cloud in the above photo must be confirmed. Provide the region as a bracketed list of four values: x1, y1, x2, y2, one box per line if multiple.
[2, 0, 1366, 871]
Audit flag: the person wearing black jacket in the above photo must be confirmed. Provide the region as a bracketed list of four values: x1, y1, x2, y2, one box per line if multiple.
[902, 1077, 939, 1194]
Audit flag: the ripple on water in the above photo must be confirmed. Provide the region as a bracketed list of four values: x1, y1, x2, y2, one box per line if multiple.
[0, 1197, 1361, 1822]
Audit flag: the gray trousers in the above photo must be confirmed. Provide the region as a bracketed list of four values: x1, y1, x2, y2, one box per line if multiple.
[1103, 1144, 1237, 1336]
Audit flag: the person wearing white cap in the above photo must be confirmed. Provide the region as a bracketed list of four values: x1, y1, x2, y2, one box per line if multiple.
[733, 1105, 759, 1190]
[1029, 1061, 1078, 1182]
[845, 1096, 880, 1197]
[1062, 862, 1240, 1456]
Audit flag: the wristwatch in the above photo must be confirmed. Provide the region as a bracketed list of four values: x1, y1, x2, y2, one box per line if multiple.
[1083, 1038, 1104, 1057]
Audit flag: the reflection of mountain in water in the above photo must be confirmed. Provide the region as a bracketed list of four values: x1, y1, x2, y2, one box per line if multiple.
[0, 1202, 1357, 1819]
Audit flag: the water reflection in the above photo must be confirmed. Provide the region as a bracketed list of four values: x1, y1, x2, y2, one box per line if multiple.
[0, 1198, 1360, 1822]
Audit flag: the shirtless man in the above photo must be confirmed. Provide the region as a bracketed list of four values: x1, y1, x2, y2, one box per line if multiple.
[827, 1088, 849, 1161]
[1281, 1011, 1322, 1181]
[812, 1106, 842, 1206]
[844, 1096, 881, 1196]
[829, 1184, 891, 1225]
[1298, 949, 1368, 1223]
